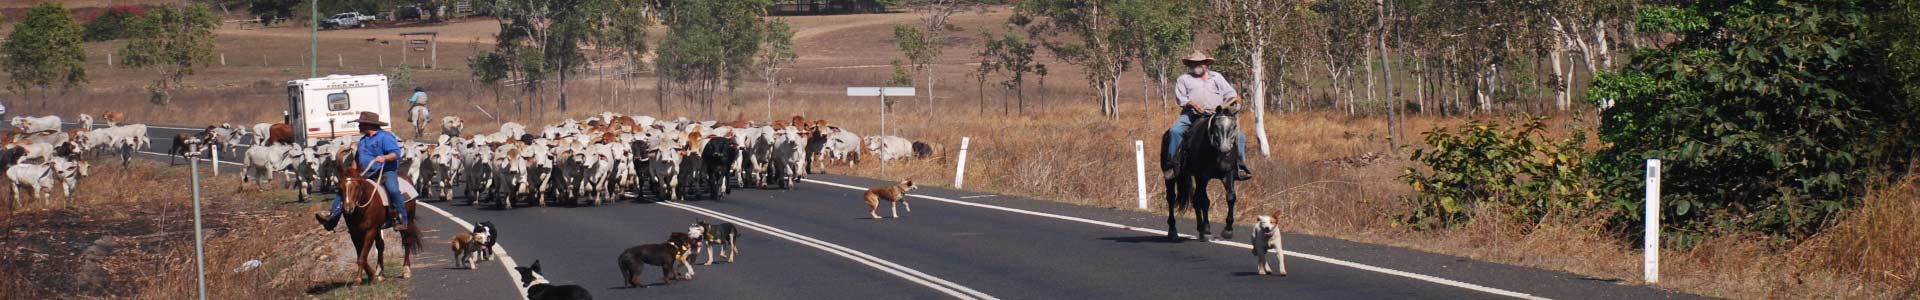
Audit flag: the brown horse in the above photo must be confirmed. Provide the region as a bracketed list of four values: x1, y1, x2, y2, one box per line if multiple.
[336, 155, 423, 283]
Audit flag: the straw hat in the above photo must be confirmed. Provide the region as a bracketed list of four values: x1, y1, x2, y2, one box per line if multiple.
[1182, 50, 1215, 65]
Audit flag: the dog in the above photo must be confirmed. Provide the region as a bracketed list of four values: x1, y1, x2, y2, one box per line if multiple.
[451, 224, 495, 270]
[617, 232, 698, 288]
[474, 221, 499, 261]
[1253, 214, 1287, 276]
[692, 219, 740, 265]
[862, 180, 916, 219]
[515, 260, 593, 300]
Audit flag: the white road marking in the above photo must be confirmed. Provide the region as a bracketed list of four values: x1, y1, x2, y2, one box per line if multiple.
[418, 202, 529, 300]
[800, 179, 1552, 300]
[658, 201, 996, 300]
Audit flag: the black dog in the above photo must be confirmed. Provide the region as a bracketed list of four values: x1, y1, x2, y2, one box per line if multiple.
[693, 219, 740, 265]
[617, 232, 697, 288]
[474, 221, 498, 261]
[515, 260, 593, 300]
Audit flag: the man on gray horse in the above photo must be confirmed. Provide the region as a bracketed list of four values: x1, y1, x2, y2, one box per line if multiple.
[1165, 50, 1253, 181]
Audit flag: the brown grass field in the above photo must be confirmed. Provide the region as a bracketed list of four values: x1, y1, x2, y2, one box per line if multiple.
[0, 160, 407, 300]
[0, 5, 1912, 299]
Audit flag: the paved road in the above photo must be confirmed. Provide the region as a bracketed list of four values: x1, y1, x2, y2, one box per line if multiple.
[108, 122, 1700, 300]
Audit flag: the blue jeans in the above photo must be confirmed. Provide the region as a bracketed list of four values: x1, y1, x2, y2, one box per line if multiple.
[327, 170, 409, 225]
[1165, 110, 1247, 162]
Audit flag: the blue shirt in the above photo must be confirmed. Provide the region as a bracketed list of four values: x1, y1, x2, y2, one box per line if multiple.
[358, 130, 402, 173]
[407, 91, 427, 105]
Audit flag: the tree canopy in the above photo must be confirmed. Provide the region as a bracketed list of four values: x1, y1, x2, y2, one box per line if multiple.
[3, 2, 87, 98]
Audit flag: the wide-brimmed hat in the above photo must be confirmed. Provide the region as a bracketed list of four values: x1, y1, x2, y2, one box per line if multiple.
[1182, 50, 1215, 66]
[349, 111, 387, 127]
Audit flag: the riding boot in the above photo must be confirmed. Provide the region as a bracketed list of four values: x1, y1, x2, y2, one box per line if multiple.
[313, 212, 340, 232]
[1235, 165, 1254, 181]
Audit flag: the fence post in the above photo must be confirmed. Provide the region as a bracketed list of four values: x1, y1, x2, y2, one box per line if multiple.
[953, 137, 970, 189]
[219, 53, 225, 66]
[189, 157, 208, 300]
[210, 145, 219, 176]
[338, 54, 344, 67]
[1135, 140, 1147, 210]
[1644, 159, 1661, 283]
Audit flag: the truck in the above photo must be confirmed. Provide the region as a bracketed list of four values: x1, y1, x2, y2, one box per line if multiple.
[286, 74, 392, 145]
[321, 12, 376, 29]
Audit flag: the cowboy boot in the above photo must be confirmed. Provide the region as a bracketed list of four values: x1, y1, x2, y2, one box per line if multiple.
[313, 212, 340, 232]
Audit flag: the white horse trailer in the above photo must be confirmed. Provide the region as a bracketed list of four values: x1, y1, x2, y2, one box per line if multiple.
[286, 74, 392, 144]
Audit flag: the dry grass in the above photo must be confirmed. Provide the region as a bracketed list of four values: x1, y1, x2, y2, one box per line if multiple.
[0, 160, 405, 300]
[4, 9, 1914, 299]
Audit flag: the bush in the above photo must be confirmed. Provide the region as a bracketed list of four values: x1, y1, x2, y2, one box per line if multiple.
[1399, 116, 1599, 230]
[1587, 0, 1920, 246]
[82, 6, 144, 42]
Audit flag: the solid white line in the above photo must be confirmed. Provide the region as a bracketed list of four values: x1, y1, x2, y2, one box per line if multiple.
[799, 178, 1551, 300]
[418, 202, 529, 300]
[657, 201, 995, 300]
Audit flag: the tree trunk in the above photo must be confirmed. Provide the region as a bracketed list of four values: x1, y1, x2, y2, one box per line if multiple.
[1250, 46, 1272, 157]
[1550, 38, 1568, 111]
[1377, 0, 1398, 151]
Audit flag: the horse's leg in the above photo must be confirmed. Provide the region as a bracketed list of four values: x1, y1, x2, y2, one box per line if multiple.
[1220, 178, 1239, 240]
[352, 232, 376, 284]
[1164, 178, 1181, 240]
[374, 231, 387, 281]
[1195, 180, 1213, 241]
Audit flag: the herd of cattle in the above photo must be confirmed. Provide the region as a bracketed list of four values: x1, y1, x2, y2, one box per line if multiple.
[2, 113, 149, 208]
[168, 113, 943, 208]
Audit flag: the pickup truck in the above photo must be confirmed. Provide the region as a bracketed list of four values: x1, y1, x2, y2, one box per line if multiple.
[321, 12, 376, 29]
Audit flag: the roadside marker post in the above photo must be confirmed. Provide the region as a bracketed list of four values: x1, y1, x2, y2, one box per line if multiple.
[189, 157, 208, 300]
[211, 145, 219, 177]
[954, 137, 970, 189]
[1135, 140, 1147, 210]
[846, 87, 914, 176]
[1644, 159, 1661, 284]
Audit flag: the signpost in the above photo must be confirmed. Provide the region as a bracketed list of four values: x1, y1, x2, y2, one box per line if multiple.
[846, 87, 915, 175]
[1644, 159, 1661, 283]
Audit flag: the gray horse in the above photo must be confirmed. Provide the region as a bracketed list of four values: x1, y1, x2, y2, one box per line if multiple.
[1162, 105, 1245, 241]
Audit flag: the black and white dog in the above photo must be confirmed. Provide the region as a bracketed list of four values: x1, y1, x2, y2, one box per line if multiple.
[475, 221, 499, 261]
[692, 219, 740, 265]
[515, 260, 593, 300]
[1253, 215, 1287, 276]
[617, 232, 697, 288]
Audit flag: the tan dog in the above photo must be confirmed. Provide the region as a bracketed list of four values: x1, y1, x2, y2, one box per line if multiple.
[451, 232, 482, 269]
[863, 180, 916, 219]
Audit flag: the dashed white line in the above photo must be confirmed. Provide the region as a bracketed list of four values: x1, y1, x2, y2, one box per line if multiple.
[800, 178, 1551, 300]
[658, 201, 996, 300]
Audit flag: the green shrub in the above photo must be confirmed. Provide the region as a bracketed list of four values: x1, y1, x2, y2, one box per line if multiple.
[1399, 117, 1599, 230]
[83, 6, 143, 42]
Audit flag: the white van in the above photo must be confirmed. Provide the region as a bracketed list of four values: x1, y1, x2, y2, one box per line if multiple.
[286, 74, 391, 144]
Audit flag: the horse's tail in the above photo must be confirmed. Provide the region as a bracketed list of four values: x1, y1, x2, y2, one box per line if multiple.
[400, 202, 422, 252]
[1166, 178, 1193, 213]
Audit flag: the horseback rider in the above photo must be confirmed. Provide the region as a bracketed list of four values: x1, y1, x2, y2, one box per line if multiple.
[405, 87, 427, 120]
[315, 111, 412, 231]
[1165, 50, 1253, 181]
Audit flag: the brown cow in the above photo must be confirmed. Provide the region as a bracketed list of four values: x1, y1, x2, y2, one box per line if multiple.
[101, 112, 125, 127]
[268, 123, 295, 145]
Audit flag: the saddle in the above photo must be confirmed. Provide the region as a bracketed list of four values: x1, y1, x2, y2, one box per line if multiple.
[356, 175, 420, 229]
[1165, 113, 1220, 170]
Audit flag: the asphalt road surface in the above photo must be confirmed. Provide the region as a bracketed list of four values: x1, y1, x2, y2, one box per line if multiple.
[102, 122, 1700, 300]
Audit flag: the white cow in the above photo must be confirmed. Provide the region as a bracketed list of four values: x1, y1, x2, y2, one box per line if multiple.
[252, 123, 275, 146]
[864, 135, 913, 162]
[770, 126, 808, 189]
[11, 116, 60, 133]
[77, 114, 94, 129]
[820, 128, 862, 166]
[441, 116, 464, 138]
[8, 158, 77, 207]
[242, 145, 303, 191]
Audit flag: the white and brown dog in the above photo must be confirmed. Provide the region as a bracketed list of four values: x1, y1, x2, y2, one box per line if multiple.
[1254, 214, 1287, 276]
[450, 223, 495, 269]
[862, 180, 916, 219]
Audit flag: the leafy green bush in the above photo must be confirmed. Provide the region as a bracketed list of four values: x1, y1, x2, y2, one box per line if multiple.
[1399, 117, 1599, 230]
[1587, 0, 1920, 246]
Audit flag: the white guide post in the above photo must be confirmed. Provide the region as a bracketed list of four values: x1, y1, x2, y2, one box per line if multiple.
[1135, 140, 1147, 210]
[1644, 159, 1661, 283]
[211, 145, 219, 176]
[954, 137, 971, 189]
